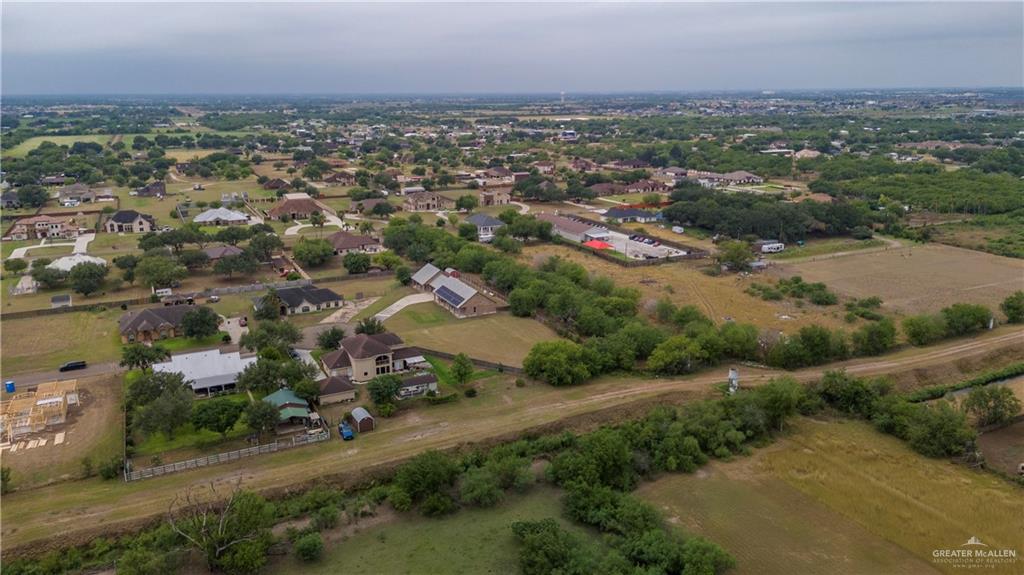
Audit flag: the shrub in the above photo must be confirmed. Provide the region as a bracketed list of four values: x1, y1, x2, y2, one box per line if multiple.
[1001, 291, 1024, 323]
[902, 314, 947, 346]
[293, 532, 323, 562]
[464, 388, 478, 398]
[311, 505, 339, 531]
[420, 492, 457, 517]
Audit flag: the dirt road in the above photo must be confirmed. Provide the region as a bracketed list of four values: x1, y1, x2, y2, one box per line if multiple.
[2, 327, 1022, 555]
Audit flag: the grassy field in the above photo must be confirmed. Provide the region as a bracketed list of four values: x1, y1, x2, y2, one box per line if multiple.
[134, 393, 253, 458]
[271, 486, 591, 575]
[776, 243, 1024, 314]
[639, 418, 1024, 575]
[521, 243, 850, 332]
[2, 135, 114, 158]
[385, 304, 561, 367]
[931, 221, 1024, 259]
[768, 237, 888, 260]
[0, 309, 124, 376]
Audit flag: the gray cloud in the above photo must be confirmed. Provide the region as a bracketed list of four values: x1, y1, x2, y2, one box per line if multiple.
[2, 2, 1021, 94]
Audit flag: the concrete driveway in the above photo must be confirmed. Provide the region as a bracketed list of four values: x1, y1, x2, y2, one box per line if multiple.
[283, 213, 349, 236]
[7, 234, 96, 260]
[373, 293, 434, 321]
[221, 316, 250, 345]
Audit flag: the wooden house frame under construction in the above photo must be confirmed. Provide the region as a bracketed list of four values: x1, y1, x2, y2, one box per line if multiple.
[1, 380, 79, 440]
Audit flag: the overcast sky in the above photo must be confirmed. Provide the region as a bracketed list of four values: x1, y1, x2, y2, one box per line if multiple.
[2, 2, 1021, 95]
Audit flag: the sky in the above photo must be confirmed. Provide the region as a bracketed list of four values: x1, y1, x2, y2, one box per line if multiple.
[2, 2, 1022, 95]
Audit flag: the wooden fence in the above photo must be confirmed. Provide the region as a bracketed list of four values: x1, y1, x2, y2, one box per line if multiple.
[125, 429, 330, 481]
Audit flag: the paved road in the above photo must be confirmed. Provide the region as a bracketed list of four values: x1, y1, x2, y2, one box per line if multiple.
[2, 361, 122, 388]
[3, 327, 1022, 552]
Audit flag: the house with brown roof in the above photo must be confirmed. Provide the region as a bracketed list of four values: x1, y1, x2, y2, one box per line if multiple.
[318, 375, 356, 404]
[267, 193, 337, 221]
[536, 213, 610, 244]
[410, 264, 502, 319]
[323, 171, 356, 186]
[403, 191, 455, 212]
[118, 305, 211, 344]
[202, 245, 245, 262]
[605, 159, 651, 171]
[571, 158, 598, 172]
[320, 332, 426, 383]
[58, 183, 95, 206]
[532, 161, 555, 174]
[624, 179, 671, 194]
[134, 181, 166, 198]
[587, 182, 627, 197]
[350, 198, 387, 214]
[327, 231, 383, 255]
[481, 188, 511, 207]
[6, 214, 79, 240]
[262, 178, 290, 190]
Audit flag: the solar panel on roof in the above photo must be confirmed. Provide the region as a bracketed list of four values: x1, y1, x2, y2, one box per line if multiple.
[434, 285, 466, 308]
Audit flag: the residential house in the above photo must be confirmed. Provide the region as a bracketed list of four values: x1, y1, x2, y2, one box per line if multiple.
[262, 388, 312, 425]
[47, 253, 106, 272]
[350, 198, 387, 214]
[263, 178, 290, 190]
[193, 207, 249, 226]
[1, 191, 21, 209]
[318, 375, 356, 405]
[485, 166, 513, 179]
[6, 214, 79, 240]
[624, 179, 671, 194]
[134, 181, 166, 198]
[536, 213, 610, 243]
[263, 285, 343, 316]
[105, 210, 156, 234]
[605, 159, 651, 171]
[327, 231, 383, 255]
[533, 161, 555, 174]
[465, 213, 505, 242]
[398, 373, 438, 400]
[323, 171, 356, 186]
[118, 305, 210, 344]
[413, 264, 501, 318]
[794, 149, 822, 160]
[40, 175, 69, 186]
[403, 191, 455, 212]
[320, 332, 426, 383]
[587, 182, 626, 197]
[267, 193, 337, 221]
[481, 188, 511, 207]
[399, 186, 426, 196]
[603, 207, 658, 223]
[153, 348, 258, 396]
[58, 183, 95, 206]
[202, 245, 245, 262]
[571, 158, 598, 172]
[686, 169, 764, 187]
[350, 406, 375, 432]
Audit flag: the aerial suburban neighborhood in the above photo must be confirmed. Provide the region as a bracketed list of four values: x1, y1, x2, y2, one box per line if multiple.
[0, 3, 1022, 575]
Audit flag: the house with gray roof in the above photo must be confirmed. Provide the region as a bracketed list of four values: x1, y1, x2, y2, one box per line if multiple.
[152, 348, 258, 396]
[410, 262, 443, 290]
[193, 207, 249, 226]
[257, 285, 342, 316]
[465, 213, 505, 242]
[427, 270, 500, 319]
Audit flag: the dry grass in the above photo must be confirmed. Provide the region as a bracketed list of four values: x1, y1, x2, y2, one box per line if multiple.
[0, 310, 124, 376]
[521, 244, 849, 332]
[776, 243, 1024, 315]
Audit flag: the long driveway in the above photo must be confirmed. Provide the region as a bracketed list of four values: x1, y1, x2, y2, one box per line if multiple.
[7, 233, 95, 259]
[373, 293, 434, 321]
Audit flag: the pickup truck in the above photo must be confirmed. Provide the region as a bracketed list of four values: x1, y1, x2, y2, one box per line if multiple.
[338, 422, 355, 441]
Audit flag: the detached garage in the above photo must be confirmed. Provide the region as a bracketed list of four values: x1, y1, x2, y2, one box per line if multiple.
[319, 375, 356, 405]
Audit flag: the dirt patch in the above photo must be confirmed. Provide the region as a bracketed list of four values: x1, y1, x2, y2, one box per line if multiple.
[978, 419, 1024, 476]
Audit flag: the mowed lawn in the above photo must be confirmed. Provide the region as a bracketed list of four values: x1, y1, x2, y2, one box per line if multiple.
[271, 486, 592, 575]
[385, 303, 561, 366]
[0, 309, 124, 376]
[638, 418, 1023, 575]
[2, 134, 114, 158]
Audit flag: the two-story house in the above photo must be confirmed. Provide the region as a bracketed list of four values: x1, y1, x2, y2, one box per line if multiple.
[105, 210, 157, 233]
[319, 332, 426, 383]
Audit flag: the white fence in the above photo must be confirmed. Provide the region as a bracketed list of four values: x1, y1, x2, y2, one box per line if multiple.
[125, 429, 330, 481]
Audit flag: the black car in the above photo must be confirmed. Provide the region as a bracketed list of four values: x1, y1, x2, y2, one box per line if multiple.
[59, 360, 88, 372]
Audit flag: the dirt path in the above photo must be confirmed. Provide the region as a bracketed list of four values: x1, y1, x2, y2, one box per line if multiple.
[2, 327, 1022, 555]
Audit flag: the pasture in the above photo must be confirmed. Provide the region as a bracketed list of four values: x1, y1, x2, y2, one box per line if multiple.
[639, 418, 1024, 575]
[385, 304, 561, 366]
[0, 309, 124, 376]
[776, 243, 1024, 314]
[520, 244, 849, 332]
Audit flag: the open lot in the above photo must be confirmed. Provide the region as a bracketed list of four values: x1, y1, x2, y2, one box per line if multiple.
[385, 303, 561, 366]
[521, 244, 849, 332]
[1, 373, 124, 490]
[639, 418, 1024, 575]
[775, 243, 1024, 315]
[0, 309, 124, 376]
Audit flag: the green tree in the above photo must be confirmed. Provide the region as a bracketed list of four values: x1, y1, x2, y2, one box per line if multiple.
[192, 397, 244, 437]
[136, 386, 193, 439]
[523, 341, 591, 386]
[114, 254, 140, 284]
[245, 400, 281, 438]
[126, 371, 187, 408]
[214, 253, 259, 277]
[1, 466, 11, 495]
[120, 344, 171, 372]
[68, 262, 108, 296]
[458, 223, 478, 241]
[239, 320, 300, 354]
[367, 374, 402, 406]
[177, 250, 210, 270]
[30, 266, 67, 289]
[136, 255, 187, 288]
[355, 317, 385, 335]
[168, 486, 274, 573]
[906, 401, 976, 457]
[962, 386, 1021, 427]
[292, 379, 321, 403]
[215, 226, 251, 246]
[395, 265, 412, 285]
[294, 532, 323, 562]
[647, 335, 708, 375]
[182, 306, 220, 339]
[459, 467, 503, 507]
[309, 211, 326, 237]
[455, 194, 479, 211]
[851, 318, 896, 356]
[902, 314, 947, 346]
[716, 240, 754, 271]
[1000, 291, 1024, 323]
[247, 233, 284, 262]
[3, 258, 27, 275]
[292, 238, 334, 267]
[373, 251, 402, 270]
[342, 251, 371, 274]
[450, 353, 474, 385]
[255, 290, 284, 320]
[941, 303, 992, 336]
[316, 326, 345, 350]
[755, 377, 805, 431]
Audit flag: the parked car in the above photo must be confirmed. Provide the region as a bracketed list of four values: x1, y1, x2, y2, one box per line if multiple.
[339, 422, 355, 441]
[59, 360, 87, 372]
[207, 295, 220, 303]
